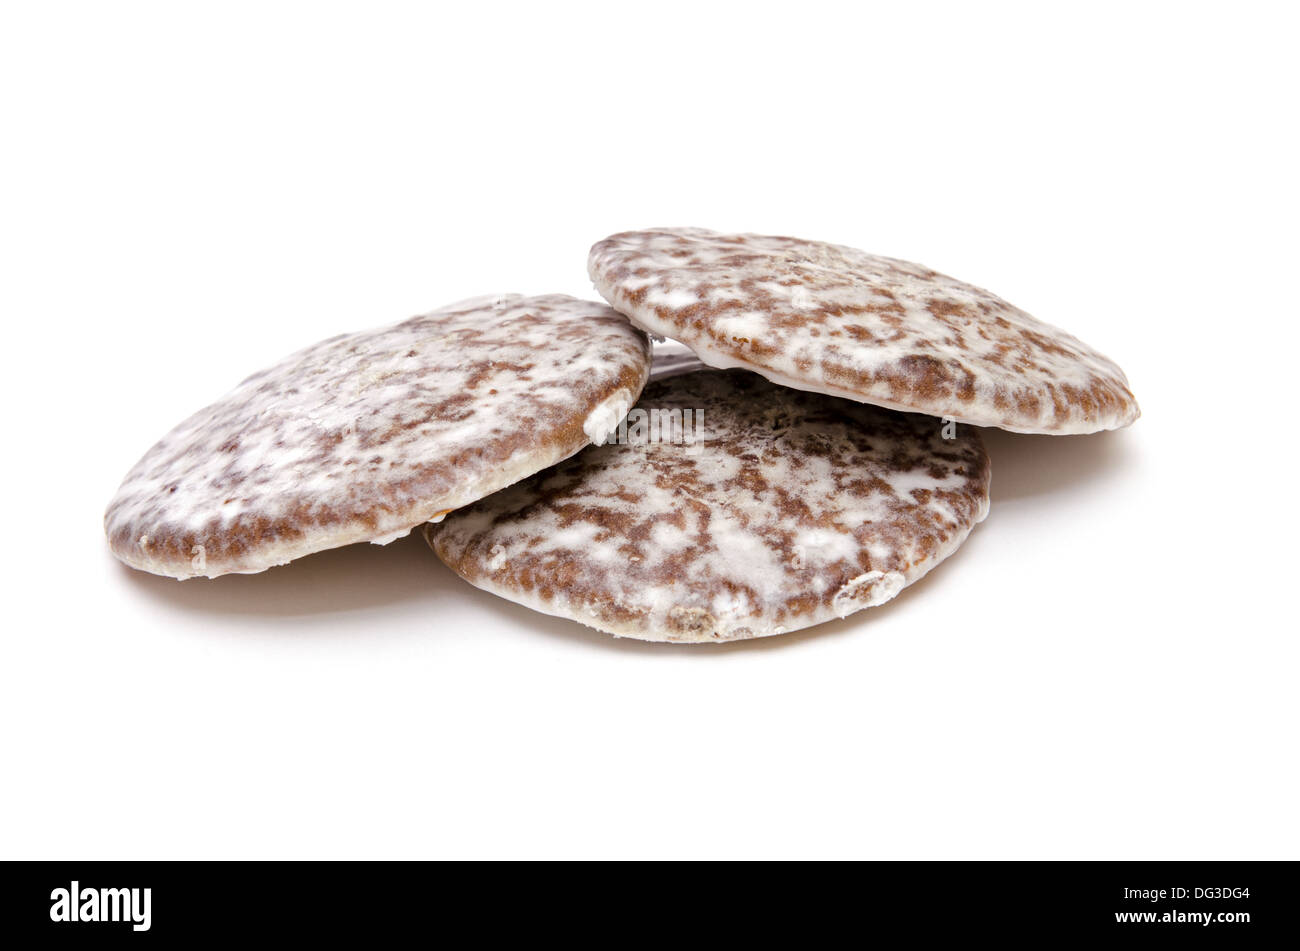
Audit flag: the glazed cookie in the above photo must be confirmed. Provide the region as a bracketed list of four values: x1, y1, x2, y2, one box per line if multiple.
[427, 370, 990, 643]
[589, 227, 1138, 434]
[106, 294, 651, 578]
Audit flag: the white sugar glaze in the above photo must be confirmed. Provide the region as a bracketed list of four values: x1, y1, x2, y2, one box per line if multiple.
[589, 228, 1139, 434]
[429, 370, 991, 643]
[106, 294, 651, 578]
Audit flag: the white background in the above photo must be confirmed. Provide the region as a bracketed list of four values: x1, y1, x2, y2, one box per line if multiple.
[2, 1, 1297, 859]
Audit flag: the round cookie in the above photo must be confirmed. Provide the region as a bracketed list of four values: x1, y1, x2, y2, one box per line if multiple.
[589, 227, 1139, 434]
[427, 370, 990, 643]
[106, 294, 651, 579]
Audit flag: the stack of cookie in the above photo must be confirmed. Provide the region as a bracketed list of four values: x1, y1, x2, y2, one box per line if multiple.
[105, 229, 1139, 643]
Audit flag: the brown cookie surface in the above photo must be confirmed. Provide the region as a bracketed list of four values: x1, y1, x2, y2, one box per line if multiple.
[427, 370, 990, 643]
[589, 227, 1139, 434]
[106, 294, 651, 578]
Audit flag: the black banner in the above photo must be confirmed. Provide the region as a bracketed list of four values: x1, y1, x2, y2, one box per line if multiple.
[0, 861, 1289, 942]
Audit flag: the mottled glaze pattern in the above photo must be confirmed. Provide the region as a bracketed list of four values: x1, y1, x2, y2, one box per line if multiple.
[589, 228, 1139, 434]
[428, 370, 990, 643]
[106, 294, 651, 578]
